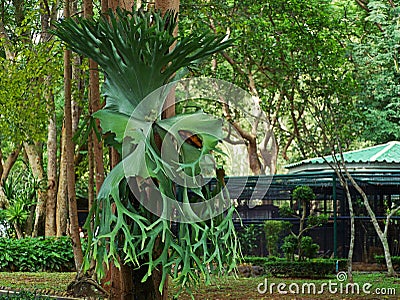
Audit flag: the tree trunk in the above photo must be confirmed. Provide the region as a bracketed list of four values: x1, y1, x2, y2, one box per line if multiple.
[13, 223, 23, 239]
[25, 142, 47, 237]
[45, 86, 57, 237]
[89, 58, 105, 194]
[0, 145, 21, 208]
[40, 0, 58, 238]
[344, 169, 395, 276]
[259, 128, 277, 174]
[57, 125, 69, 236]
[339, 176, 354, 282]
[0, 145, 21, 183]
[84, 0, 105, 196]
[64, 0, 83, 270]
[247, 138, 262, 175]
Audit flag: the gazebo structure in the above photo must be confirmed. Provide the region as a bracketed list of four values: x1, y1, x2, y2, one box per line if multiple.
[286, 141, 400, 174]
[226, 141, 400, 261]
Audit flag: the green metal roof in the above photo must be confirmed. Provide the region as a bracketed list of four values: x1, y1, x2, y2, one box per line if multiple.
[285, 141, 400, 169]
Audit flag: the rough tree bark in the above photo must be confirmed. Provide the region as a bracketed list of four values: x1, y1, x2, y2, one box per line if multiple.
[56, 125, 68, 236]
[334, 169, 355, 282]
[64, 0, 84, 271]
[40, 0, 58, 237]
[45, 89, 58, 237]
[344, 167, 396, 276]
[0, 145, 22, 208]
[24, 142, 47, 237]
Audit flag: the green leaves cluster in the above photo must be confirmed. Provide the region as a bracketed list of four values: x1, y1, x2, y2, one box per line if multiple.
[281, 235, 319, 261]
[180, 0, 363, 161]
[54, 8, 238, 295]
[0, 41, 62, 144]
[352, 1, 400, 143]
[263, 220, 291, 256]
[0, 170, 39, 234]
[0, 236, 75, 272]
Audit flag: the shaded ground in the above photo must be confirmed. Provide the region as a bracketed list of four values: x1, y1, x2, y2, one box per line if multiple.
[0, 272, 399, 299]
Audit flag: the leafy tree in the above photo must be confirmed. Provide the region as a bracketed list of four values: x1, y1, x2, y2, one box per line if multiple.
[353, 0, 400, 143]
[280, 186, 328, 261]
[294, 0, 399, 277]
[180, 0, 359, 168]
[0, 0, 64, 238]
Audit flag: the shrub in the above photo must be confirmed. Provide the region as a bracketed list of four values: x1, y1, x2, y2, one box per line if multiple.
[236, 224, 264, 256]
[299, 236, 319, 259]
[281, 235, 297, 261]
[292, 186, 316, 205]
[242, 256, 283, 266]
[375, 255, 400, 270]
[264, 259, 335, 278]
[281, 234, 320, 261]
[263, 220, 291, 256]
[0, 236, 75, 272]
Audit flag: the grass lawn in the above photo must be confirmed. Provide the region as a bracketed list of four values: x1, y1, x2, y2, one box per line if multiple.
[0, 272, 399, 299]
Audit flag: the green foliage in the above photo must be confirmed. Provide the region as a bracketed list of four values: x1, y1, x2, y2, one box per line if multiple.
[281, 235, 298, 261]
[0, 291, 50, 300]
[0, 41, 63, 145]
[281, 235, 319, 261]
[264, 259, 335, 278]
[243, 257, 345, 277]
[1, 170, 40, 236]
[375, 255, 400, 270]
[237, 224, 264, 256]
[300, 236, 319, 259]
[292, 186, 316, 205]
[243, 256, 283, 266]
[54, 8, 237, 296]
[278, 204, 294, 218]
[263, 220, 291, 256]
[307, 214, 329, 227]
[352, 1, 400, 143]
[0, 237, 75, 272]
[180, 0, 362, 161]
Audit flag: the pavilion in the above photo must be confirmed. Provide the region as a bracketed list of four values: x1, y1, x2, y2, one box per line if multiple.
[229, 141, 400, 260]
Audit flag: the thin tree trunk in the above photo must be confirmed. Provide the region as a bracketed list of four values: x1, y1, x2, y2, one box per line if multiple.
[85, 0, 105, 195]
[40, 0, 58, 238]
[0, 149, 3, 181]
[340, 178, 355, 282]
[344, 170, 395, 276]
[25, 142, 47, 237]
[56, 125, 68, 236]
[88, 133, 95, 214]
[64, 0, 83, 270]
[0, 145, 21, 208]
[0, 145, 22, 183]
[89, 58, 105, 194]
[13, 223, 23, 239]
[46, 87, 57, 237]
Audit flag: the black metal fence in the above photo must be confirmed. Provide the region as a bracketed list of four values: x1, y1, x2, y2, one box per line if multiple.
[218, 172, 400, 261]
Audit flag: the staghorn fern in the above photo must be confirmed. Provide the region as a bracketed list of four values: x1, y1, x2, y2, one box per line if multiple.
[54, 7, 238, 296]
